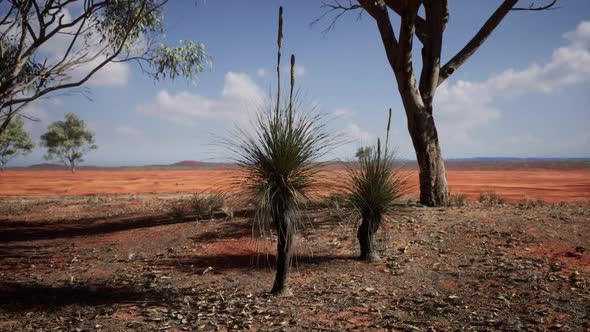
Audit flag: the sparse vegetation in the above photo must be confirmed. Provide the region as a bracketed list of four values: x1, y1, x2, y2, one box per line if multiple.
[479, 191, 507, 206]
[188, 192, 226, 217]
[449, 192, 467, 207]
[166, 192, 226, 220]
[516, 197, 537, 209]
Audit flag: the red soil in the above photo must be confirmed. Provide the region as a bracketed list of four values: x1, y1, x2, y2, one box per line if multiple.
[1, 169, 589, 203]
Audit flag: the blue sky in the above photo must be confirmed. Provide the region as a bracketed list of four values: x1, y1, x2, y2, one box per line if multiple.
[12, 1, 590, 166]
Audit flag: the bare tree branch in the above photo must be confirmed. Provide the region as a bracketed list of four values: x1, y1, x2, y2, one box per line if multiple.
[312, 0, 363, 35]
[438, 0, 518, 86]
[512, 0, 558, 11]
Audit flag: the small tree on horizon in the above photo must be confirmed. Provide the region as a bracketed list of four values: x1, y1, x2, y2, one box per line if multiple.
[0, 116, 34, 172]
[40, 113, 97, 173]
[355, 146, 373, 161]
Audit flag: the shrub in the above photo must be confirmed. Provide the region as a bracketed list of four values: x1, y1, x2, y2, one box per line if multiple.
[478, 191, 506, 206]
[450, 192, 467, 207]
[189, 192, 226, 217]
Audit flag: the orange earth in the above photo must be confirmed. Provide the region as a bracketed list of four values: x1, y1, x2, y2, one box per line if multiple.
[1, 169, 589, 202]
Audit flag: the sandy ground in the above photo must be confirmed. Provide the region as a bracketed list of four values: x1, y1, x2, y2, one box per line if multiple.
[0, 194, 588, 331]
[1, 169, 589, 203]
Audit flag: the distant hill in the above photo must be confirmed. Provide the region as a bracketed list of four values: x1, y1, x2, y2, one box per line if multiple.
[28, 163, 67, 170]
[171, 160, 209, 168]
[28, 163, 99, 170]
[14, 158, 588, 171]
[139, 160, 237, 170]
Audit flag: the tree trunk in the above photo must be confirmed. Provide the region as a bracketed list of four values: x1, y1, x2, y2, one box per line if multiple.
[357, 214, 381, 262]
[71, 165, 76, 174]
[271, 200, 294, 296]
[406, 106, 449, 206]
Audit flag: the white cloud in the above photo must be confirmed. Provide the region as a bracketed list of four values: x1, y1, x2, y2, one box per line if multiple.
[83, 60, 130, 87]
[116, 126, 144, 140]
[345, 123, 371, 144]
[137, 72, 265, 125]
[564, 21, 590, 48]
[435, 20, 590, 143]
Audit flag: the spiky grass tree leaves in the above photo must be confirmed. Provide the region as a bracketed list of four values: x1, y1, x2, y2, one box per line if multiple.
[227, 100, 335, 295]
[346, 111, 408, 262]
[226, 6, 336, 296]
[0, 116, 34, 172]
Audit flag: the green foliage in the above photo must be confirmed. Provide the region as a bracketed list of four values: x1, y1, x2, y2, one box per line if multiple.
[0, 116, 34, 170]
[0, 40, 46, 95]
[152, 41, 210, 82]
[1, 1, 210, 131]
[346, 139, 408, 224]
[40, 113, 97, 173]
[355, 146, 373, 161]
[228, 98, 335, 231]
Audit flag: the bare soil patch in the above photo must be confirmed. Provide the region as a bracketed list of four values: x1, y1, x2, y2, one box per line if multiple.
[0, 194, 589, 331]
[1, 169, 589, 203]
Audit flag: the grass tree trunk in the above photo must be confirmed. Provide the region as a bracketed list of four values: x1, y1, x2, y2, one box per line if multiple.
[406, 106, 449, 207]
[271, 199, 294, 296]
[357, 214, 381, 262]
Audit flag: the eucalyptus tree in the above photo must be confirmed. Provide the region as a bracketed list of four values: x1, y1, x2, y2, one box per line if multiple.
[0, 0, 210, 135]
[321, 0, 558, 206]
[0, 115, 34, 171]
[40, 112, 96, 173]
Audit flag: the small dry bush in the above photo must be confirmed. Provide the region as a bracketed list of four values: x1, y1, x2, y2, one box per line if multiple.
[479, 191, 506, 206]
[449, 192, 467, 207]
[517, 197, 538, 209]
[189, 192, 226, 216]
[167, 192, 227, 220]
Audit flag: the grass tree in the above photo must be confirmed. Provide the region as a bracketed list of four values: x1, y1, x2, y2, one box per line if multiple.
[346, 109, 408, 262]
[40, 113, 97, 173]
[0, 116, 34, 172]
[227, 7, 334, 296]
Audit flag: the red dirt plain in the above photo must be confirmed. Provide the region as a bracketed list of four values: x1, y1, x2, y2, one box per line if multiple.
[1, 169, 589, 202]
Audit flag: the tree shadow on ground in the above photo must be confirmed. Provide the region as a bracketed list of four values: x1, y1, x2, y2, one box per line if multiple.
[0, 209, 254, 243]
[155, 252, 355, 274]
[189, 220, 254, 244]
[0, 282, 173, 311]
